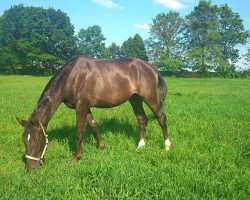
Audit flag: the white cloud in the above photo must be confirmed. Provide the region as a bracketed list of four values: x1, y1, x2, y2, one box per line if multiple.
[92, 0, 121, 9]
[133, 24, 151, 30]
[154, 0, 185, 10]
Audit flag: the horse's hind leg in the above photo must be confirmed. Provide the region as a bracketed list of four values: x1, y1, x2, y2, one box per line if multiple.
[129, 95, 148, 148]
[87, 111, 105, 150]
[155, 111, 171, 150]
[144, 98, 171, 150]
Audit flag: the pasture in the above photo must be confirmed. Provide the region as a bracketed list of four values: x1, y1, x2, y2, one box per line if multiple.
[0, 75, 249, 199]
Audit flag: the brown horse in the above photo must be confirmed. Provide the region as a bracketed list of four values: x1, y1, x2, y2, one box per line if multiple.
[17, 56, 171, 169]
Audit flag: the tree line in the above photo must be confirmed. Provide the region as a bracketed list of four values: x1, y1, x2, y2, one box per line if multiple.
[0, 1, 249, 76]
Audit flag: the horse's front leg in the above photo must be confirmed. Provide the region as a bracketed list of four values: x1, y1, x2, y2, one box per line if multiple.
[72, 103, 88, 163]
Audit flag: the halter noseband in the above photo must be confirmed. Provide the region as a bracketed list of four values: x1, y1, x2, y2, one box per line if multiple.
[25, 121, 48, 163]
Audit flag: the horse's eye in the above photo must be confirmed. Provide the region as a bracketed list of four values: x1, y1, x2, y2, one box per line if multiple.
[37, 138, 40, 142]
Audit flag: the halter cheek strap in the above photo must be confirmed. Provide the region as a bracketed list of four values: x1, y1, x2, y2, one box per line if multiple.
[25, 121, 48, 163]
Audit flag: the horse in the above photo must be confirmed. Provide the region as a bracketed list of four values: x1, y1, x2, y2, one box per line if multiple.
[17, 55, 171, 169]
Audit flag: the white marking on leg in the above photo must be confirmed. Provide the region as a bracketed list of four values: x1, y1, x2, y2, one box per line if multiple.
[27, 134, 30, 141]
[164, 139, 171, 151]
[137, 138, 145, 148]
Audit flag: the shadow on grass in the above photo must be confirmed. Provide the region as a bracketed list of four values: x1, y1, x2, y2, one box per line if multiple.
[48, 117, 138, 154]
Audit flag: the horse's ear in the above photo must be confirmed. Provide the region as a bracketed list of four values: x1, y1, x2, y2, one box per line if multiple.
[17, 117, 27, 127]
[31, 118, 39, 127]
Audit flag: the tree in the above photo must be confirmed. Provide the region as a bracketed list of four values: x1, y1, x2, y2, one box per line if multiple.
[0, 5, 76, 73]
[77, 25, 107, 58]
[147, 11, 185, 72]
[245, 48, 250, 67]
[217, 4, 249, 75]
[244, 33, 250, 68]
[121, 34, 148, 61]
[107, 43, 122, 59]
[0, 45, 19, 73]
[184, 0, 223, 73]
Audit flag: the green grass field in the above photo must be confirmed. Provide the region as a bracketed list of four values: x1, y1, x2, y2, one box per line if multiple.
[0, 75, 249, 199]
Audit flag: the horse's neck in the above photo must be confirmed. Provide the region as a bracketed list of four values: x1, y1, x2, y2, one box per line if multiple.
[31, 87, 62, 128]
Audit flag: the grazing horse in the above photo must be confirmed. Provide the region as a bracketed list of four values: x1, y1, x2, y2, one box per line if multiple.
[17, 56, 171, 169]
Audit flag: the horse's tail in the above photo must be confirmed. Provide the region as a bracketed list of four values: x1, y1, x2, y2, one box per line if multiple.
[148, 72, 167, 120]
[157, 72, 167, 115]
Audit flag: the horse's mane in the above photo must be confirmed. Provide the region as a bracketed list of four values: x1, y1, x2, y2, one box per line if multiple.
[36, 56, 79, 109]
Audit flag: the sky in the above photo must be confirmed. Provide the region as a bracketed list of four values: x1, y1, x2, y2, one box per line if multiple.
[0, 0, 250, 67]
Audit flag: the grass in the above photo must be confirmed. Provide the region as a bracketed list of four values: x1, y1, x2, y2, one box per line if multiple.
[0, 75, 249, 199]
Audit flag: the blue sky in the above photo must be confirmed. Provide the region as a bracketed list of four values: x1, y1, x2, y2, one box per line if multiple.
[0, 0, 249, 67]
[0, 0, 249, 45]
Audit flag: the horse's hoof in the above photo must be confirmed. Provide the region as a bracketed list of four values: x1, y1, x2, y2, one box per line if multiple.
[137, 138, 145, 148]
[99, 143, 105, 150]
[165, 139, 171, 151]
[70, 158, 77, 164]
[165, 146, 171, 151]
[71, 156, 81, 163]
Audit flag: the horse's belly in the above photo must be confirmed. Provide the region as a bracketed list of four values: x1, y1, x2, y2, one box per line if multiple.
[91, 92, 132, 108]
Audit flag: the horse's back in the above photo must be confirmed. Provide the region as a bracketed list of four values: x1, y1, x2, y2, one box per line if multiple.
[72, 56, 157, 74]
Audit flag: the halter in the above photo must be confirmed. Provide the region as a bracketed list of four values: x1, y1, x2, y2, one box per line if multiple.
[25, 121, 48, 163]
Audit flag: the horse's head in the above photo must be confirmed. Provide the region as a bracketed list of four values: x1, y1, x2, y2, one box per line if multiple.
[17, 117, 48, 170]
